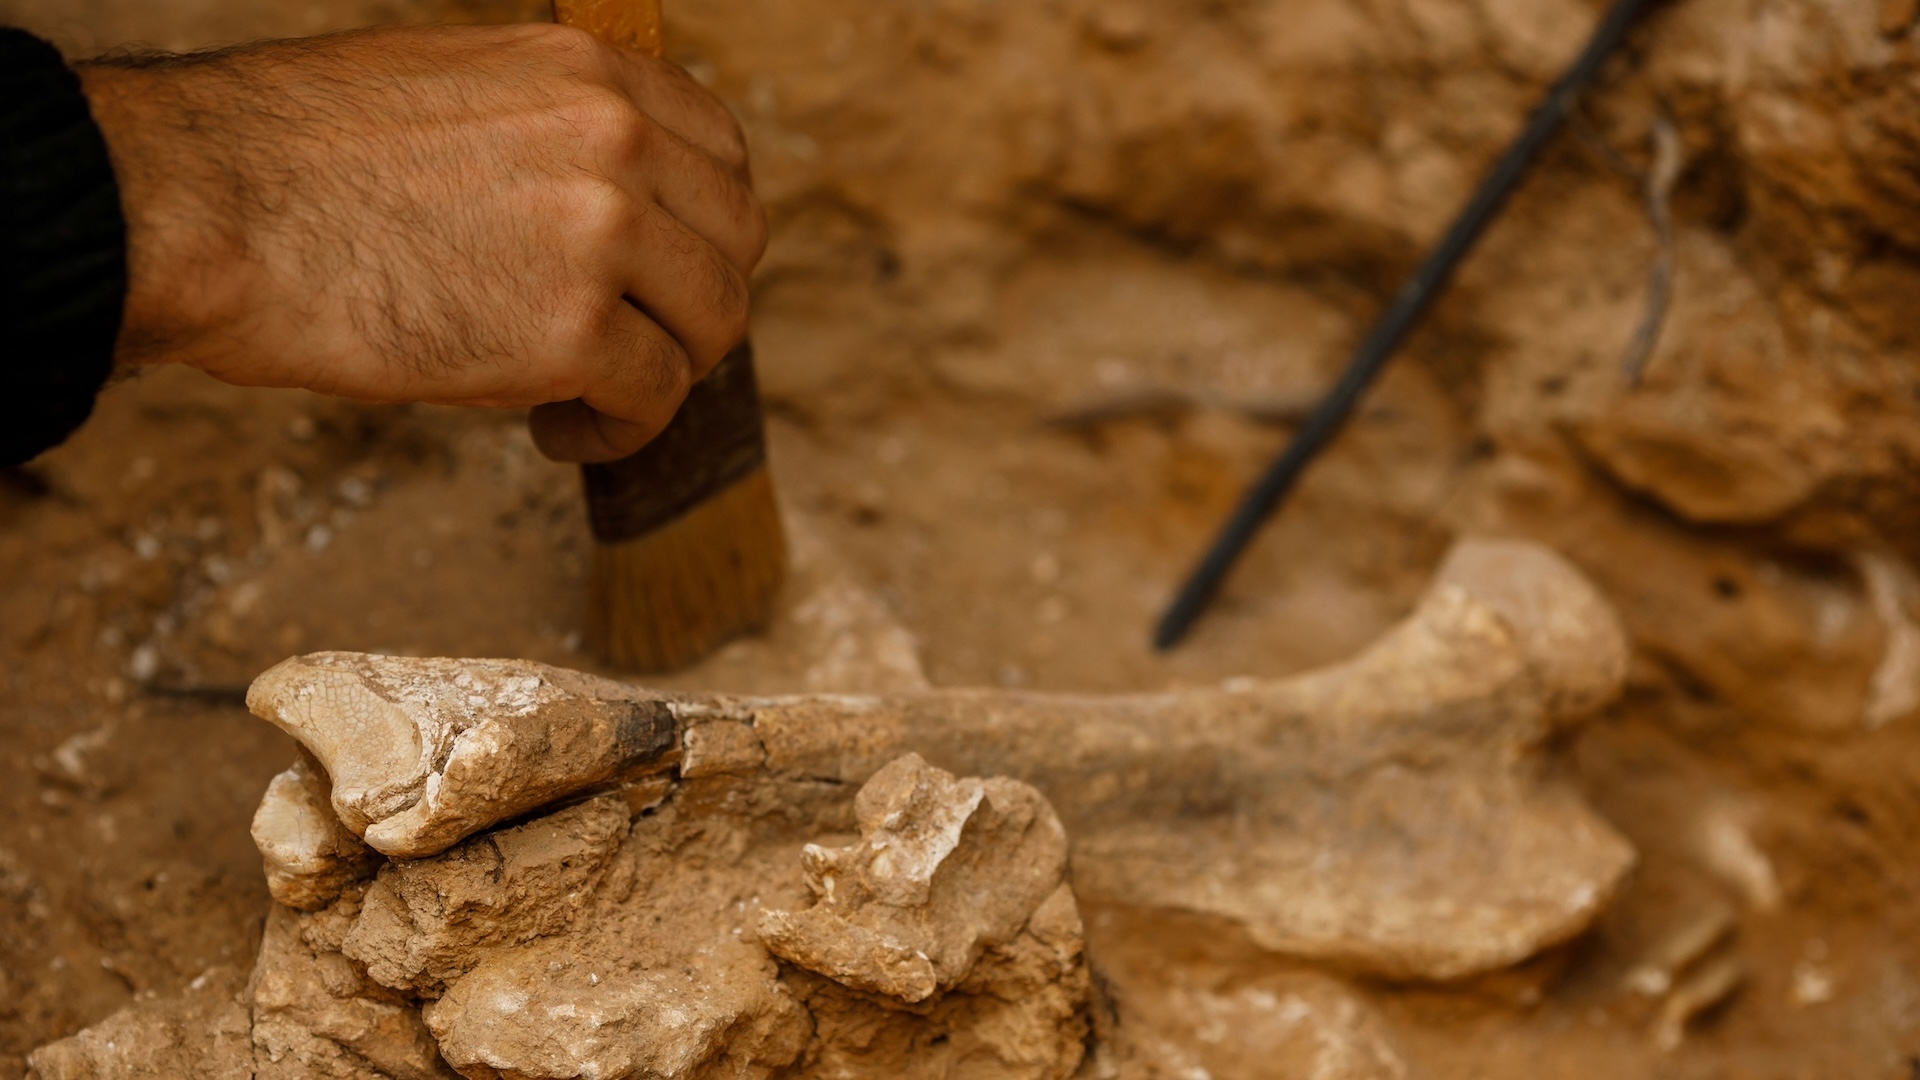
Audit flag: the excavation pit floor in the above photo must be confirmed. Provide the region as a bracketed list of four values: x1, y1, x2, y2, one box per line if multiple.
[7, 0, 1920, 1076]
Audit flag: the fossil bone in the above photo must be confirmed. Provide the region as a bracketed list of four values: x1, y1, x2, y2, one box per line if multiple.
[250, 749, 381, 911]
[247, 538, 1635, 980]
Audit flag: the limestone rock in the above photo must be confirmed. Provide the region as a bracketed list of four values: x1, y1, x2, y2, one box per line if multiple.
[249, 904, 456, 1080]
[1104, 971, 1408, 1080]
[341, 795, 633, 997]
[758, 753, 1069, 1003]
[356, 757, 1079, 1079]
[789, 879, 1091, 1080]
[423, 943, 808, 1080]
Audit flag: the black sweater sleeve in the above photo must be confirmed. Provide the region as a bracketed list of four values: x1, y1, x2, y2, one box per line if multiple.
[1, 28, 128, 467]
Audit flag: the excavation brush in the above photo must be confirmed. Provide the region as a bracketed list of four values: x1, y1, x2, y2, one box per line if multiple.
[556, 0, 788, 673]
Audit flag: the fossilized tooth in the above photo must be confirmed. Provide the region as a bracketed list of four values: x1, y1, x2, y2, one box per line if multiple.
[248, 537, 1637, 980]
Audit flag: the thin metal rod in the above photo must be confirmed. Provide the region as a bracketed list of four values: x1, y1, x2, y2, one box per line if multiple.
[1153, 0, 1658, 651]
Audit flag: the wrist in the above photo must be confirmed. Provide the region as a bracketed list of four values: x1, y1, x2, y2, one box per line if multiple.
[76, 60, 254, 370]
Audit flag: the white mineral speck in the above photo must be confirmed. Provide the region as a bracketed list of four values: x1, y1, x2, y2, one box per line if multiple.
[127, 644, 160, 683]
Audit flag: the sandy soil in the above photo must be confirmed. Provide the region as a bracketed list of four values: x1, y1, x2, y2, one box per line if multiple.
[5, 0, 1920, 1076]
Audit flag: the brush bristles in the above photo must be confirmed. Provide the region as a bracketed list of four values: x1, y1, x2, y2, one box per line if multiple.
[587, 467, 787, 672]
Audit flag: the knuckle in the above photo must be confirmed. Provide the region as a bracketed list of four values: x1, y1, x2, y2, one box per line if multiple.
[702, 260, 752, 352]
[563, 178, 632, 251]
[535, 23, 605, 66]
[562, 90, 648, 151]
[614, 332, 693, 438]
[650, 336, 696, 402]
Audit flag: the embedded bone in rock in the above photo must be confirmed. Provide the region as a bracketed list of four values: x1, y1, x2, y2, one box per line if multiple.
[757, 753, 1070, 1002]
[252, 748, 381, 910]
[340, 790, 812, 1079]
[341, 759, 1082, 1079]
[787, 872, 1091, 1080]
[249, 537, 1636, 980]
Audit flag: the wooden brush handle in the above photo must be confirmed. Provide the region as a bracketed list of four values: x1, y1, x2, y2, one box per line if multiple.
[553, 0, 664, 56]
[553, 0, 774, 545]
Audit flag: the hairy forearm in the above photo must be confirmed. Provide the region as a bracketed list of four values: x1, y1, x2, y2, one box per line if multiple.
[71, 25, 765, 460]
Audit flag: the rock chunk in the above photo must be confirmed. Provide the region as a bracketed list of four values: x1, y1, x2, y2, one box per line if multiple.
[759, 753, 1069, 1003]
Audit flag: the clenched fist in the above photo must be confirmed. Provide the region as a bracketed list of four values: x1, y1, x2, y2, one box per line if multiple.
[78, 24, 766, 462]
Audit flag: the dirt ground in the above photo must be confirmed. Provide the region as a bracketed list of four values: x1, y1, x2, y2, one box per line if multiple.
[5, 0, 1920, 1076]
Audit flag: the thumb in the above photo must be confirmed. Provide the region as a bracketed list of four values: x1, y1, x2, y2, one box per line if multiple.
[529, 400, 659, 463]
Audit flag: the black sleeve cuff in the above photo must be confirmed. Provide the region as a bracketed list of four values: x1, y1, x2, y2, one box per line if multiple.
[1, 28, 128, 466]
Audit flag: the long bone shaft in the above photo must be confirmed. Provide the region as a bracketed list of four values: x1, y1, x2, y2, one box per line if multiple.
[248, 538, 1634, 979]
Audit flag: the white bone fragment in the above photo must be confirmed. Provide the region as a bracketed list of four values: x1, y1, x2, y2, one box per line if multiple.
[246, 656, 675, 858]
[1857, 552, 1920, 728]
[249, 751, 379, 911]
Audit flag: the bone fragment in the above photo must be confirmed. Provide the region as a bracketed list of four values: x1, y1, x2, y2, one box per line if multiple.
[1653, 954, 1746, 1051]
[245, 656, 676, 858]
[1623, 901, 1737, 998]
[1857, 551, 1920, 729]
[1695, 801, 1782, 912]
[248, 537, 1635, 980]
[250, 750, 380, 910]
[758, 753, 1069, 1003]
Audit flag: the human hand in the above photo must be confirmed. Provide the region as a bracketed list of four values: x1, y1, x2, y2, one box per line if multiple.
[78, 24, 766, 462]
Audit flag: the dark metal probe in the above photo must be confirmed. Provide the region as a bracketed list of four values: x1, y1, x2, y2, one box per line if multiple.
[1154, 0, 1662, 651]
